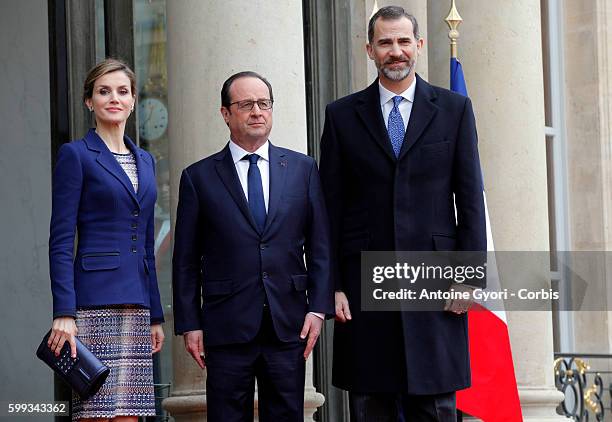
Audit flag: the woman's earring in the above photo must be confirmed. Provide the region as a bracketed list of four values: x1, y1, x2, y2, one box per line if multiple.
[88, 106, 93, 112]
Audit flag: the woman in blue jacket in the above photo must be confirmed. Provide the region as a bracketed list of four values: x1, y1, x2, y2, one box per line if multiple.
[47, 58, 165, 421]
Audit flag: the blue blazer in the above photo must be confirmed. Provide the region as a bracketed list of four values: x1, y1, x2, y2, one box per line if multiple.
[49, 129, 164, 324]
[172, 143, 334, 346]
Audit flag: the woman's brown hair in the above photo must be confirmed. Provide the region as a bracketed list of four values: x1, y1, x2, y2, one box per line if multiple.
[83, 58, 137, 103]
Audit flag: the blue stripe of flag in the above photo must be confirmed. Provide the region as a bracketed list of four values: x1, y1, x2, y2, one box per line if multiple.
[450, 57, 468, 96]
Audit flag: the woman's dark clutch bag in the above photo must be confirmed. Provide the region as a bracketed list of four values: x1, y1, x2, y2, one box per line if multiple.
[36, 330, 110, 399]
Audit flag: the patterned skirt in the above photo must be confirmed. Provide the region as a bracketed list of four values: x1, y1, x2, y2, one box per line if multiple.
[72, 307, 156, 421]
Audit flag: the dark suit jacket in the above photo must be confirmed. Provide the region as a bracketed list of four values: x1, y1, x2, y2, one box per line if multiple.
[319, 75, 486, 394]
[172, 143, 334, 346]
[49, 128, 164, 323]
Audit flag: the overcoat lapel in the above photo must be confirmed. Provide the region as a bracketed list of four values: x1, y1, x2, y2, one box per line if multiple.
[355, 80, 396, 163]
[214, 146, 261, 234]
[263, 144, 287, 234]
[398, 75, 438, 160]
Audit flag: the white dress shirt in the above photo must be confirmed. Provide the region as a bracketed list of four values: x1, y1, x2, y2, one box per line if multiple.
[228, 139, 270, 211]
[227, 139, 324, 321]
[379, 77, 416, 130]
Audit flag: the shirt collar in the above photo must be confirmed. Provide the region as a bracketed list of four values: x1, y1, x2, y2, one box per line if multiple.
[228, 139, 270, 164]
[378, 77, 416, 107]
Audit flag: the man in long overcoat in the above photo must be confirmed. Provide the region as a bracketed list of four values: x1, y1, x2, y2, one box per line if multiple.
[319, 6, 486, 421]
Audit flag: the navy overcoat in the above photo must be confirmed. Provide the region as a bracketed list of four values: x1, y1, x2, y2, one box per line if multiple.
[319, 75, 486, 394]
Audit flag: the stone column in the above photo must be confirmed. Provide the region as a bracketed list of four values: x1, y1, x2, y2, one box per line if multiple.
[427, 0, 564, 420]
[563, 0, 611, 342]
[562, 0, 612, 388]
[163, 1, 323, 420]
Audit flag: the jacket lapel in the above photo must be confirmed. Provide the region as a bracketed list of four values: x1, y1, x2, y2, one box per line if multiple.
[214, 145, 261, 234]
[355, 80, 396, 163]
[124, 135, 152, 203]
[398, 74, 438, 160]
[263, 143, 287, 234]
[84, 129, 140, 207]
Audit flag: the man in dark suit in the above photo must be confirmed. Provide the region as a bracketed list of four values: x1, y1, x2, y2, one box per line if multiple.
[319, 6, 486, 421]
[172, 71, 334, 422]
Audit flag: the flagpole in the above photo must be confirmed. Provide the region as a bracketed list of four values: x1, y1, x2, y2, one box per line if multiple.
[445, 0, 462, 59]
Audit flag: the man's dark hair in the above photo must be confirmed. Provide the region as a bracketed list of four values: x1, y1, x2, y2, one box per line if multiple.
[221, 71, 274, 108]
[367, 6, 420, 43]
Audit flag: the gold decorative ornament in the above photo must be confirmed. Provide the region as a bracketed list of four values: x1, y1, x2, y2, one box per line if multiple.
[553, 357, 563, 376]
[584, 379, 600, 413]
[553, 357, 589, 380]
[445, 0, 463, 59]
[574, 358, 590, 375]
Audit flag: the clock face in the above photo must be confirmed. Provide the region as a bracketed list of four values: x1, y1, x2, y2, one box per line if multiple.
[139, 97, 168, 141]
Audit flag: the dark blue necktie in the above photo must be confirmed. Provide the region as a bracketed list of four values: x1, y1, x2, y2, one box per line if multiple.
[243, 154, 266, 232]
[388, 95, 405, 158]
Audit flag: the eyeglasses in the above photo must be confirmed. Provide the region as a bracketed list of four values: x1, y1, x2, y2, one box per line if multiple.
[228, 99, 274, 111]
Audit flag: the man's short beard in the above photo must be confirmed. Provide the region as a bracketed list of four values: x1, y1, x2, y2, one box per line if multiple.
[381, 66, 411, 81]
[378, 60, 414, 81]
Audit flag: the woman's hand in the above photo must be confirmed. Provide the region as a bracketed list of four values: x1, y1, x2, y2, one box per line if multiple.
[48, 317, 78, 358]
[151, 324, 165, 354]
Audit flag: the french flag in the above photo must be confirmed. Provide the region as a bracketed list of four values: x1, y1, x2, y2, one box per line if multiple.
[451, 57, 523, 422]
